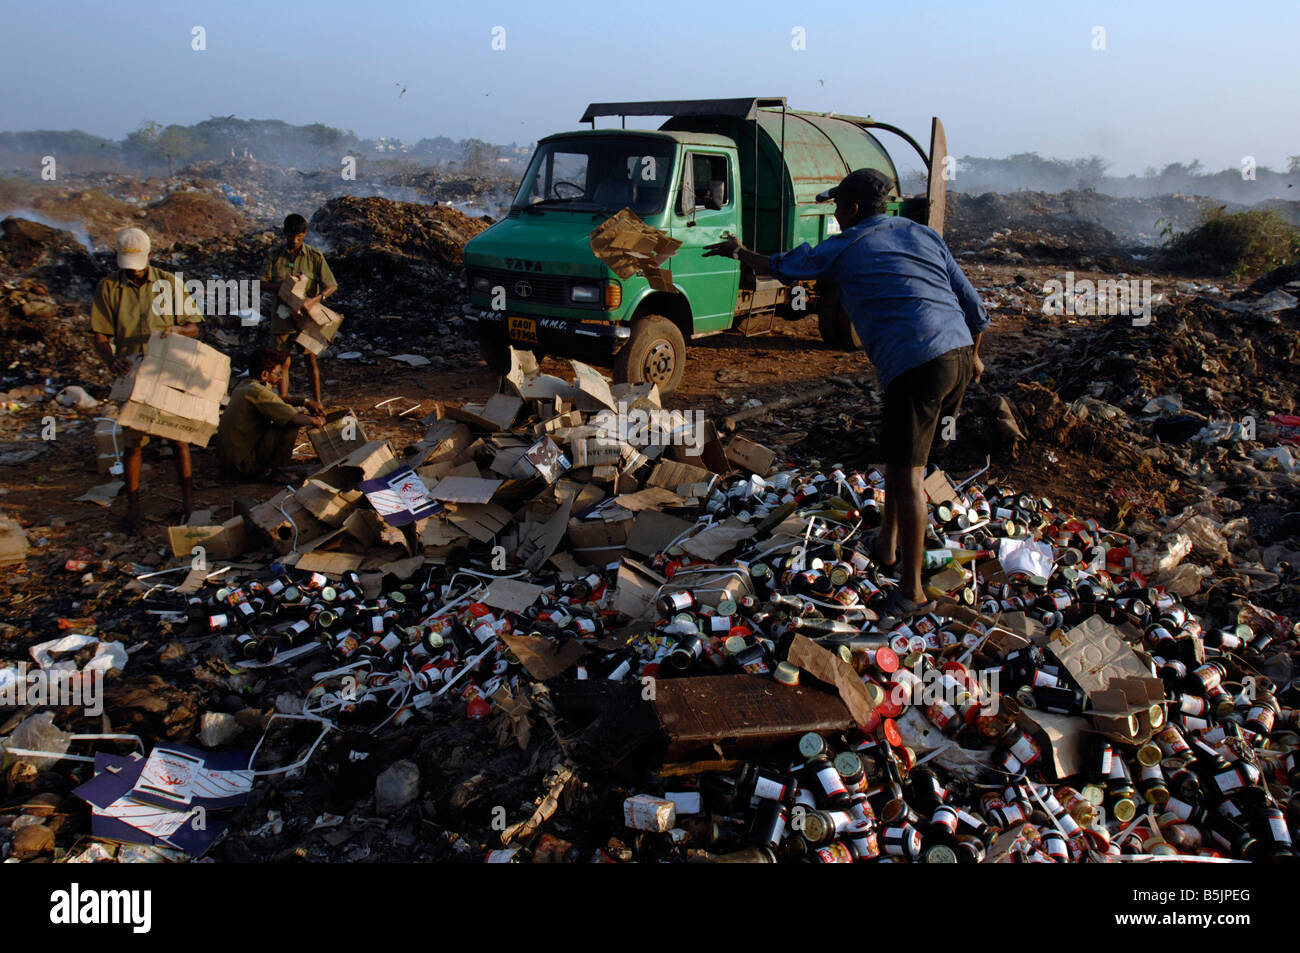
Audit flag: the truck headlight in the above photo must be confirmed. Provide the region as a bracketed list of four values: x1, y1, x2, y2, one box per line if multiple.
[570, 283, 601, 303]
[472, 275, 492, 293]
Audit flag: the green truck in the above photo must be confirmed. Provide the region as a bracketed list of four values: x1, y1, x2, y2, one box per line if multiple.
[461, 97, 947, 395]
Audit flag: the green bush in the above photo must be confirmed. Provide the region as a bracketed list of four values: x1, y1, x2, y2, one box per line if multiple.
[1162, 206, 1300, 278]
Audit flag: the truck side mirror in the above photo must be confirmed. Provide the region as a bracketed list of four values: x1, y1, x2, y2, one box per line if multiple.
[678, 161, 695, 219]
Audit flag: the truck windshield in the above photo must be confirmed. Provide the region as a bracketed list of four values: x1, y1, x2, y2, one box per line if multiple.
[513, 137, 675, 216]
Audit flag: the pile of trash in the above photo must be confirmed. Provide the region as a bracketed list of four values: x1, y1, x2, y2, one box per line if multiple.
[7, 351, 1294, 863]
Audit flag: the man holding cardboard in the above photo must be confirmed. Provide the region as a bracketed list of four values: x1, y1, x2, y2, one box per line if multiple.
[91, 227, 203, 530]
[259, 213, 337, 410]
[705, 169, 989, 620]
[215, 348, 326, 479]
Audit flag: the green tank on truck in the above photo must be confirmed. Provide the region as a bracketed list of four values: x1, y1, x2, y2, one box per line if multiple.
[461, 97, 948, 396]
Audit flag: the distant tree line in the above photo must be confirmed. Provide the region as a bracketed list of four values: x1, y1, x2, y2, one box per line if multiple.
[0, 119, 530, 176]
[901, 152, 1298, 202]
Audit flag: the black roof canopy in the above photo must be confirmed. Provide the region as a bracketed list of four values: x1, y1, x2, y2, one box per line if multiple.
[580, 97, 787, 123]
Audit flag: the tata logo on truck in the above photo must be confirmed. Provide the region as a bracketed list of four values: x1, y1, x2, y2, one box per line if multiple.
[504, 258, 543, 272]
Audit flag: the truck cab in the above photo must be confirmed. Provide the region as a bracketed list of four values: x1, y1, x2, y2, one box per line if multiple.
[462, 97, 947, 395]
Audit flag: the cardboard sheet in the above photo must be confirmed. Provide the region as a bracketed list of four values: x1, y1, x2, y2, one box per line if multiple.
[787, 635, 877, 728]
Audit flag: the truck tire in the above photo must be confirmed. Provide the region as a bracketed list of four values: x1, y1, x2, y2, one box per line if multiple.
[614, 315, 686, 396]
[478, 336, 512, 374]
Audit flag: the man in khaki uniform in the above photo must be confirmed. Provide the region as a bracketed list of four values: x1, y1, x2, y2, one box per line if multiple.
[215, 349, 326, 479]
[91, 227, 203, 531]
[259, 213, 338, 408]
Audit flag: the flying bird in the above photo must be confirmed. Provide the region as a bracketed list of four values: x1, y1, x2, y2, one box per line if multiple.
[395, 83, 407, 97]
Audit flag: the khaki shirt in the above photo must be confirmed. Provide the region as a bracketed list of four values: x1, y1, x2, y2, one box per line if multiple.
[260, 242, 337, 337]
[90, 267, 204, 357]
[216, 379, 301, 469]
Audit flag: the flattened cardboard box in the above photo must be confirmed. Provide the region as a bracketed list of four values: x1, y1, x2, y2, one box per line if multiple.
[0, 515, 29, 566]
[1048, 614, 1153, 697]
[167, 517, 246, 560]
[109, 332, 231, 447]
[724, 435, 775, 476]
[1089, 677, 1167, 744]
[308, 410, 368, 467]
[567, 515, 634, 566]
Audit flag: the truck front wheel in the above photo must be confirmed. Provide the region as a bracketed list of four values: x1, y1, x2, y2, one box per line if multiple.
[614, 315, 686, 396]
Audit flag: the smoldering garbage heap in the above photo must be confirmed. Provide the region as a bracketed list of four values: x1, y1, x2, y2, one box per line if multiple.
[7, 350, 1300, 864]
[0, 194, 491, 386]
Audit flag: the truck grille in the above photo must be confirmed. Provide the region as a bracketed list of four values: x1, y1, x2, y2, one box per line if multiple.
[469, 267, 577, 309]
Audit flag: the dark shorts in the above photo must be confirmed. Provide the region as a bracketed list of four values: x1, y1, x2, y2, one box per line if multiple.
[882, 346, 974, 468]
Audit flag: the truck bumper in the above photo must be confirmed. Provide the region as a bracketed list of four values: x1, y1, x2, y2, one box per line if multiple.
[461, 305, 631, 362]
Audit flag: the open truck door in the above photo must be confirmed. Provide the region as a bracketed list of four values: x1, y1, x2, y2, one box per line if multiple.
[927, 117, 947, 237]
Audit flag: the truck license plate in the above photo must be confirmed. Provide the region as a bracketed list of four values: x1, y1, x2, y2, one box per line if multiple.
[508, 316, 537, 344]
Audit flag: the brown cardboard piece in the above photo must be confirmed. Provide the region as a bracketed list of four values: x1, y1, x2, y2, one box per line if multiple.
[480, 578, 546, 613]
[787, 635, 877, 728]
[282, 276, 344, 355]
[446, 503, 512, 542]
[922, 469, 959, 504]
[294, 550, 365, 575]
[505, 348, 574, 401]
[647, 459, 714, 495]
[1089, 678, 1167, 744]
[613, 558, 667, 620]
[167, 517, 246, 560]
[660, 566, 751, 609]
[0, 515, 29, 565]
[626, 509, 694, 558]
[612, 487, 686, 511]
[405, 418, 472, 469]
[514, 495, 574, 571]
[249, 489, 329, 555]
[500, 634, 587, 681]
[294, 479, 362, 526]
[1049, 614, 1154, 697]
[1019, 708, 1087, 781]
[567, 514, 634, 566]
[680, 520, 756, 560]
[588, 208, 682, 294]
[307, 410, 367, 466]
[429, 476, 503, 504]
[724, 435, 776, 476]
[109, 332, 231, 447]
[444, 393, 522, 432]
[568, 360, 618, 411]
[311, 440, 399, 489]
[667, 419, 731, 477]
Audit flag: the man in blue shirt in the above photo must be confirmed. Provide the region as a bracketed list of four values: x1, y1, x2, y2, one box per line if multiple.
[705, 168, 989, 618]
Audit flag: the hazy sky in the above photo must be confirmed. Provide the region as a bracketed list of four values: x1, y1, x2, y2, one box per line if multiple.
[3, 0, 1298, 176]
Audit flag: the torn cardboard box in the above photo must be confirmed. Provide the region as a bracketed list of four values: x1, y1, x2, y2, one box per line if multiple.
[308, 410, 368, 466]
[109, 332, 230, 447]
[167, 517, 246, 561]
[588, 208, 682, 295]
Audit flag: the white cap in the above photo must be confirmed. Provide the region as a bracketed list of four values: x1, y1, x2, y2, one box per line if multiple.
[115, 227, 151, 270]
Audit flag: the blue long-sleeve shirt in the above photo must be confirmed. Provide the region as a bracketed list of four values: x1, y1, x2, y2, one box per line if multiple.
[769, 214, 990, 390]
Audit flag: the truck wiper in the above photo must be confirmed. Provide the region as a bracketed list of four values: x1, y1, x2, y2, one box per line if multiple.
[518, 198, 596, 213]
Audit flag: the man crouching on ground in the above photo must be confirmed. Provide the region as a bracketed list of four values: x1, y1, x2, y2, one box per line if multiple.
[704, 168, 989, 619]
[215, 348, 326, 481]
